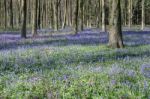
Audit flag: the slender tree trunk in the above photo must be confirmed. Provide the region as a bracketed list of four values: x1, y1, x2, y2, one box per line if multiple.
[0, 0, 2, 27]
[98, 0, 102, 28]
[124, 0, 128, 26]
[59, 0, 63, 28]
[70, 0, 73, 26]
[4, 0, 7, 29]
[141, 0, 145, 30]
[21, 0, 27, 38]
[56, 0, 59, 30]
[75, 0, 79, 34]
[101, 0, 106, 31]
[128, 0, 132, 28]
[109, 0, 124, 48]
[37, 0, 41, 29]
[32, 0, 38, 37]
[81, 0, 84, 31]
[63, 0, 68, 28]
[10, 0, 14, 29]
[50, 0, 54, 30]
[52, 0, 57, 31]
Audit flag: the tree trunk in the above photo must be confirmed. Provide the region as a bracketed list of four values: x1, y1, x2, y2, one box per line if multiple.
[52, 0, 57, 31]
[101, 0, 106, 31]
[32, 0, 38, 37]
[63, 0, 68, 28]
[141, 0, 145, 30]
[80, 0, 84, 31]
[37, 0, 41, 29]
[4, 0, 7, 29]
[56, 0, 60, 30]
[109, 0, 124, 48]
[128, 0, 132, 28]
[75, 0, 79, 34]
[10, 0, 14, 29]
[98, 0, 102, 28]
[21, 0, 27, 38]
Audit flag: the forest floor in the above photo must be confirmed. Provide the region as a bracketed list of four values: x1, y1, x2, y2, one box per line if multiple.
[0, 28, 150, 98]
[0, 28, 150, 50]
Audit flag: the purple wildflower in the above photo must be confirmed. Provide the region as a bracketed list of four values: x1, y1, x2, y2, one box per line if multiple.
[125, 69, 136, 77]
[141, 64, 150, 78]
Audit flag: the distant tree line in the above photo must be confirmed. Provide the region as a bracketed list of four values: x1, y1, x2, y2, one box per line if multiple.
[0, 0, 149, 48]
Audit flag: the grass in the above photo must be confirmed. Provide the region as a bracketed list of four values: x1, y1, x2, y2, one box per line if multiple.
[0, 44, 150, 99]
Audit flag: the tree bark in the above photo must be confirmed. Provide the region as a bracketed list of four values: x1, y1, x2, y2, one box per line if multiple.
[32, 0, 38, 37]
[4, 0, 7, 29]
[63, 0, 68, 28]
[10, 0, 14, 29]
[128, 0, 132, 28]
[37, 0, 41, 29]
[141, 0, 145, 30]
[109, 0, 124, 48]
[81, 0, 84, 31]
[75, 0, 79, 34]
[21, 0, 27, 38]
[98, 0, 102, 28]
[101, 0, 106, 31]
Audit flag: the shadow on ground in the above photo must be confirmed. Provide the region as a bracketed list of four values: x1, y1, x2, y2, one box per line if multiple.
[0, 28, 150, 50]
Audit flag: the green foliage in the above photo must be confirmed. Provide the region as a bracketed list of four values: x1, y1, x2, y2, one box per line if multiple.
[0, 45, 150, 98]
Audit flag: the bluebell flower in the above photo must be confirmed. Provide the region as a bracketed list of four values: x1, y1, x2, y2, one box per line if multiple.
[141, 64, 150, 78]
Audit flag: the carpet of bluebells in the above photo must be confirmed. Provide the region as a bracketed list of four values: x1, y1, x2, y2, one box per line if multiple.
[0, 28, 150, 99]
